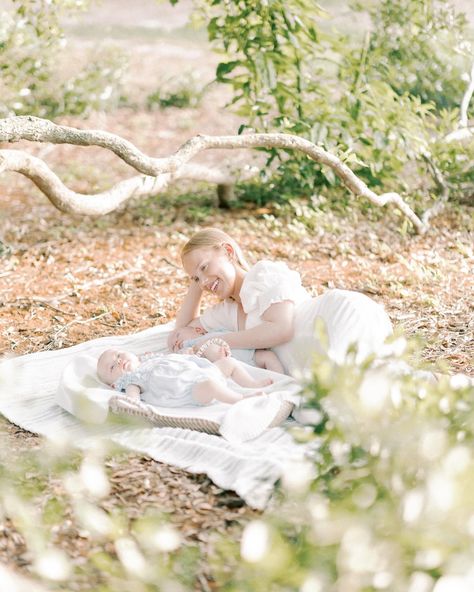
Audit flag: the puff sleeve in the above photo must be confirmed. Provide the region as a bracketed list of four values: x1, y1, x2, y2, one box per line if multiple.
[240, 260, 310, 318]
[114, 371, 140, 393]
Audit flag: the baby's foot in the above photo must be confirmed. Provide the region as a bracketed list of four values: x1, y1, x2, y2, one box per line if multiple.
[256, 378, 273, 387]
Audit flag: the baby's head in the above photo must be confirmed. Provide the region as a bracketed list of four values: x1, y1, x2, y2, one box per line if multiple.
[97, 348, 140, 386]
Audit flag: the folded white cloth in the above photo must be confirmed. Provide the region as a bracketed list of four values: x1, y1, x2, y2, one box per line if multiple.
[0, 322, 305, 509]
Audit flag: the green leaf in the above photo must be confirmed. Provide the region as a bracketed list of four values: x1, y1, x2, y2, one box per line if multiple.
[216, 61, 241, 80]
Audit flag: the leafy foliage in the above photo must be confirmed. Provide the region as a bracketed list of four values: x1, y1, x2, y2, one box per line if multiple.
[209, 339, 474, 591]
[352, 0, 472, 110]
[1, 339, 474, 590]
[0, 0, 127, 118]
[192, 0, 473, 212]
[146, 71, 206, 110]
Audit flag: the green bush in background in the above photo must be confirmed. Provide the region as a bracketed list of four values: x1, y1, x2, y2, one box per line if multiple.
[191, 0, 473, 214]
[354, 0, 471, 110]
[146, 71, 206, 110]
[0, 0, 127, 118]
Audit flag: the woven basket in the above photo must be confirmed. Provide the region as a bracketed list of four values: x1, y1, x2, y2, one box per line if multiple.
[109, 395, 294, 435]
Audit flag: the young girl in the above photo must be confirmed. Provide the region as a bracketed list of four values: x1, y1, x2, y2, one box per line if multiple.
[96, 339, 272, 407]
[168, 227, 393, 376]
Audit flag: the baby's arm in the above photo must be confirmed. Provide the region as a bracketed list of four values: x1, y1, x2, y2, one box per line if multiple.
[255, 350, 285, 374]
[124, 383, 141, 402]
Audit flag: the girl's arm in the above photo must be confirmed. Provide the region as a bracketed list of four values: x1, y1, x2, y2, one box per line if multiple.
[168, 283, 206, 350]
[219, 301, 295, 350]
[174, 282, 204, 329]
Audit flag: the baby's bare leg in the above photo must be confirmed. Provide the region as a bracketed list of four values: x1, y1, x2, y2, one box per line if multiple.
[255, 350, 285, 374]
[214, 357, 273, 388]
[192, 379, 263, 405]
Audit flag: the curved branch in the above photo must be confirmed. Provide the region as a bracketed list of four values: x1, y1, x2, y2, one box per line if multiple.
[445, 126, 474, 142]
[0, 149, 169, 215]
[0, 116, 426, 231]
[460, 62, 474, 129]
[445, 62, 474, 142]
[0, 150, 251, 215]
[0, 116, 169, 176]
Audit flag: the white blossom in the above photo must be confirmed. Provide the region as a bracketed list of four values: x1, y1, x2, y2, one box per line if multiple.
[34, 549, 71, 581]
[241, 520, 270, 563]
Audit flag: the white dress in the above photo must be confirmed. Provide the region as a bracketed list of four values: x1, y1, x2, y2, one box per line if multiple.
[200, 260, 393, 377]
[114, 352, 225, 407]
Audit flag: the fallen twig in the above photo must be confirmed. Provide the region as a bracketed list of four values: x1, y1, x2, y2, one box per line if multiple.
[16, 268, 139, 303]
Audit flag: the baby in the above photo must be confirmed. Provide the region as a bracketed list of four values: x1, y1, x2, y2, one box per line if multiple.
[96, 339, 273, 407]
[171, 324, 285, 373]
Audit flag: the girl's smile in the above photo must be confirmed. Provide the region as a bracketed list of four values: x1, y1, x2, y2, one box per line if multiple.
[182, 245, 245, 301]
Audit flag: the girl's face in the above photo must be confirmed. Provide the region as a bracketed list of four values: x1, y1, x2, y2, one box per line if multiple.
[182, 245, 244, 301]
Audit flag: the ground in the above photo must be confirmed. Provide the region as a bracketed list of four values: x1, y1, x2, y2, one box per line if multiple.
[0, 1, 473, 590]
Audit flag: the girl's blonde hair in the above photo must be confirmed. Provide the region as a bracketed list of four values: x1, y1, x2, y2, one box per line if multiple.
[181, 228, 250, 271]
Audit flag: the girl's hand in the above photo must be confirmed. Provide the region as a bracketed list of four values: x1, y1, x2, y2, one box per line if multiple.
[179, 347, 195, 355]
[172, 282, 205, 347]
[167, 328, 182, 352]
[187, 280, 204, 296]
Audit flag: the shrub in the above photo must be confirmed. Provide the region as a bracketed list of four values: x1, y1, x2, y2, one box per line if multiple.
[191, 0, 473, 213]
[146, 71, 206, 110]
[0, 0, 127, 118]
[351, 0, 473, 111]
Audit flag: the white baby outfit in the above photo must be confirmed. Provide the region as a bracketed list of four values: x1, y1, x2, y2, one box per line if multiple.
[200, 260, 393, 377]
[114, 352, 225, 407]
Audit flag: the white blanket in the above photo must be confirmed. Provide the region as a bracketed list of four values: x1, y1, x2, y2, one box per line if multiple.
[0, 322, 306, 509]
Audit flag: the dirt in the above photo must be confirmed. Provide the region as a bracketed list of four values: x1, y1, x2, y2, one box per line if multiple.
[0, 3, 473, 590]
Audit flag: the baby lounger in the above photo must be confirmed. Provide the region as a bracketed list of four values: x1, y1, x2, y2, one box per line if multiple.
[109, 394, 295, 436]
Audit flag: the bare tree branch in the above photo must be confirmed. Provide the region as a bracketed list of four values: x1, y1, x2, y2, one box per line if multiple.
[0, 116, 427, 232]
[0, 149, 171, 215]
[0, 149, 255, 215]
[445, 62, 474, 142]
[445, 126, 474, 142]
[0, 116, 168, 176]
[460, 62, 474, 129]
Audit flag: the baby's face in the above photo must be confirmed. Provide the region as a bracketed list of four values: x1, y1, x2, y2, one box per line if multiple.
[97, 349, 139, 385]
